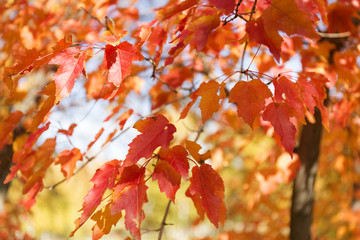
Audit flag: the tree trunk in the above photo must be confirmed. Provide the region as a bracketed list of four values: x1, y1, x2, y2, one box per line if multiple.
[290, 108, 323, 240]
[0, 144, 13, 211]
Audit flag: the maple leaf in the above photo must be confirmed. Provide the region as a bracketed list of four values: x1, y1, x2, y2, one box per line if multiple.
[117, 109, 134, 130]
[29, 82, 56, 131]
[111, 165, 148, 240]
[49, 48, 87, 102]
[103, 41, 143, 87]
[91, 203, 122, 240]
[247, 0, 320, 61]
[189, 13, 220, 51]
[22, 171, 44, 210]
[180, 80, 222, 123]
[273, 76, 306, 123]
[262, 102, 296, 156]
[229, 79, 272, 128]
[298, 73, 329, 129]
[124, 115, 176, 166]
[152, 160, 181, 201]
[87, 128, 105, 151]
[0, 111, 23, 149]
[70, 160, 120, 237]
[55, 148, 83, 180]
[158, 145, 189, 179]
[5, 123, 50, 184]
[186, 164, 226, 227]
[186, 141, 211, 163]
[209, 0, 236, 14]
[156, 0, 198, 21]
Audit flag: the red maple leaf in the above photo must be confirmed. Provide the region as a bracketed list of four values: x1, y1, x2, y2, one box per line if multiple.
[125, 115, 176, 166]
[111, 165, 148, 240]
[209, 0, 235, 14]
[70, 160, 120, 237]
[152, 160, 181, 201]
[186, 164, 226, 227]
[49, 48, 87, 101]
[262, 102, 296, 156]
[158, 145, 189, 179]
[103, 41, 143, 87]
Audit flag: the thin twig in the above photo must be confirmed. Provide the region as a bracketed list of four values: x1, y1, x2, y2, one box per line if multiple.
[158, 200, 172, 240]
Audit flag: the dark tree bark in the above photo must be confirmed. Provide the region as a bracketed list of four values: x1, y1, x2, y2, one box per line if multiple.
[0, 144, 13, 211]
[290, 108, 323, 240]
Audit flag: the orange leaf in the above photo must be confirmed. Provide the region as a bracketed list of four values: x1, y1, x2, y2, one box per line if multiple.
[156, 0, 198, 21]
[229, 79, 272, 128]
[187, 164, 226, 227]
[209, 0, 235, 14]
[91, 203, 122, 240]
[186, 141, 211, 163]
[0, 111, 23, 149]
[125, 115, 176, 166]
[55, 148, 83, 180]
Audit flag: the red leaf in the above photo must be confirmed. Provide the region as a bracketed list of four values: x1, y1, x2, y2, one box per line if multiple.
[152, 160, 181, 201]
[209, 0, 235, 14]
[49, 48, 87, 101]
[273, 76, 306, 123]
[70, 160, 120, 237]
[262, 102, 296, 156]
[158, 145, 189, 179]
[55, 148, 83, 180]
[246, 18, 282, 62]
[187, 164, 226, 227]
[189, 14, 220, 51]
[125, 115, 176, 166]
[103, 41, 143, 87]
[111, 165, 148, 240]
[229, 79, 272, 128]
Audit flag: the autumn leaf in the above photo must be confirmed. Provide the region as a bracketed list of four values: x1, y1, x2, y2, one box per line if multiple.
[70, 160, 120, 237]
[22, 171, 44, 210]
[186, 140, 211, 163]
[156, 0, 198, 21]
[111, 165, 148, 240]
[152, 160, 181, 201]
[247, 0, 320, 61]
[262, 102, 296, 156]
[124, 115, 176, 166]
[91, 203, 122, 240]
[55, 148, 83, 180]
[103, 41, 143, 87]
[229, 79, 272, 128]
[158, 145, 189, 179]
[186, 164, 226, 227]
[87, 128, 105, 151]
[273, 76, 306, 123]
[180, 80, 222, 122]
[189, 13, 220, 51]
[0, 111, 23, 149]
[209, 0, 235, 14]
[49, 48, 87, 102]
